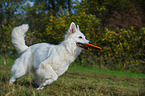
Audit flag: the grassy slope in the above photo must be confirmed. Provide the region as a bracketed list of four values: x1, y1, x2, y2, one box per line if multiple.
[0, 58, 145, 96]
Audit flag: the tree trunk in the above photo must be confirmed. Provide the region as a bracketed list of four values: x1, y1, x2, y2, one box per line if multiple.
[68, 0, 71, 14]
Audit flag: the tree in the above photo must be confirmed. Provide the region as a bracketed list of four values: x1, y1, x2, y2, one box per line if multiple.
[76, 0, 145, 30]
[0, 0, 27, 53]
[30, 0, 72, 15]
[0, 0, 26, 26]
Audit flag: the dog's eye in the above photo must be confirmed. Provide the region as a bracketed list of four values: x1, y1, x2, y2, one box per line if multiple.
[79, 36, 82, 39]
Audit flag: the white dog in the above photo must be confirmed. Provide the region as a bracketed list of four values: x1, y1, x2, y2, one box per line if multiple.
[9, 22, 91, 90]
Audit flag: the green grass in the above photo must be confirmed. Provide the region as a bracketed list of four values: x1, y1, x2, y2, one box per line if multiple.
[0, 57, 145, 96]
[69, 66, 145, 77]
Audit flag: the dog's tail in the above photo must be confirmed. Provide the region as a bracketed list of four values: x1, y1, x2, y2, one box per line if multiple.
[11, 24, 29, 53]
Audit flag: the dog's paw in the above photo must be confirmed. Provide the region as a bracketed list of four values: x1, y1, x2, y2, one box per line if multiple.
[43, 82, 47, 86]
[9, 77, 16, 85]
[37, 87, 44, 90]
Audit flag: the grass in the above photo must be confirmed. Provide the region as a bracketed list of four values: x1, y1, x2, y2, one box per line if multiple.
[0, 57, 145, 96]
[70, 66, 145, 77]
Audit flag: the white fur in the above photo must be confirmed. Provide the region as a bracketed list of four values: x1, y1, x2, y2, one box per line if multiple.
[11, 24, 29, 53]
[9, 22, 90, 90]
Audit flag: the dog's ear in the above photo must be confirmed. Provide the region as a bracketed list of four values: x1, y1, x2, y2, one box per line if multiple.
[77, 25, 79, 30]
[69, 22, 76, 34]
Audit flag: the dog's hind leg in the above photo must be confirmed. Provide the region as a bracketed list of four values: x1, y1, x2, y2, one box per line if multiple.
[36, 63, 58, 90]
[9, 71, 29, 84]
[9, 76, 16, 84]
[9, 52, 31, 84]
[9, 67, 29, 84]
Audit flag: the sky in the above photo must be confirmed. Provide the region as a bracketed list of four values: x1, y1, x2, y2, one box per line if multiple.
[25, 0, 82, 7]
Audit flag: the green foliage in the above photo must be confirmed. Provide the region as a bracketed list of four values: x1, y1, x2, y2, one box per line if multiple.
[99, 27, 144, 72]
[76, 0, 145, 30]
[0, 0, 26, 25]
[44, 11, 100, 44]
[0, 24, 15, 52]
[78, 27, 145, 73]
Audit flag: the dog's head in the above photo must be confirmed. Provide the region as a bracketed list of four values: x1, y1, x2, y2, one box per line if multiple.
[65, 22, 92, 50]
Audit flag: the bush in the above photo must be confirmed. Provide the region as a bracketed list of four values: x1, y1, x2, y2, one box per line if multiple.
[80, 27, 145, 73]
[44, 11, 100, 44]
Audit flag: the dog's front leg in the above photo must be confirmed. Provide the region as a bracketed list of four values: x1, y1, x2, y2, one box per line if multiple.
[36, 63, 58, 90]
[36, 78, 46, 90]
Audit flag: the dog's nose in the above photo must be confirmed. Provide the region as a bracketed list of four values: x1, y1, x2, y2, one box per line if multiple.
[89, 41, 92, 44]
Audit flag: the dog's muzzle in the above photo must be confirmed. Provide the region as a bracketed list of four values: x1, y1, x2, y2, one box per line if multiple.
[76, 41, 92, 50]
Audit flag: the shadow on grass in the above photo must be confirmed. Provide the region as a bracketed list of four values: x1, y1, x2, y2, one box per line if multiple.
[16, 80, 38, 88]
[1, 77, 9, 83]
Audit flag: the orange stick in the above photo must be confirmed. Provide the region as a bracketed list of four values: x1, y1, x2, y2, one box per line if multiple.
[84, 43, 102, 50]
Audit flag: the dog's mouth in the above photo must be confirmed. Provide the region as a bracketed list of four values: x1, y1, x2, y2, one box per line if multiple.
[76, 43, 88, 50]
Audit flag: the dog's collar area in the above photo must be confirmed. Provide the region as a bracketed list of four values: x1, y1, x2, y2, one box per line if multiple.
[76, 43, 88, 50]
